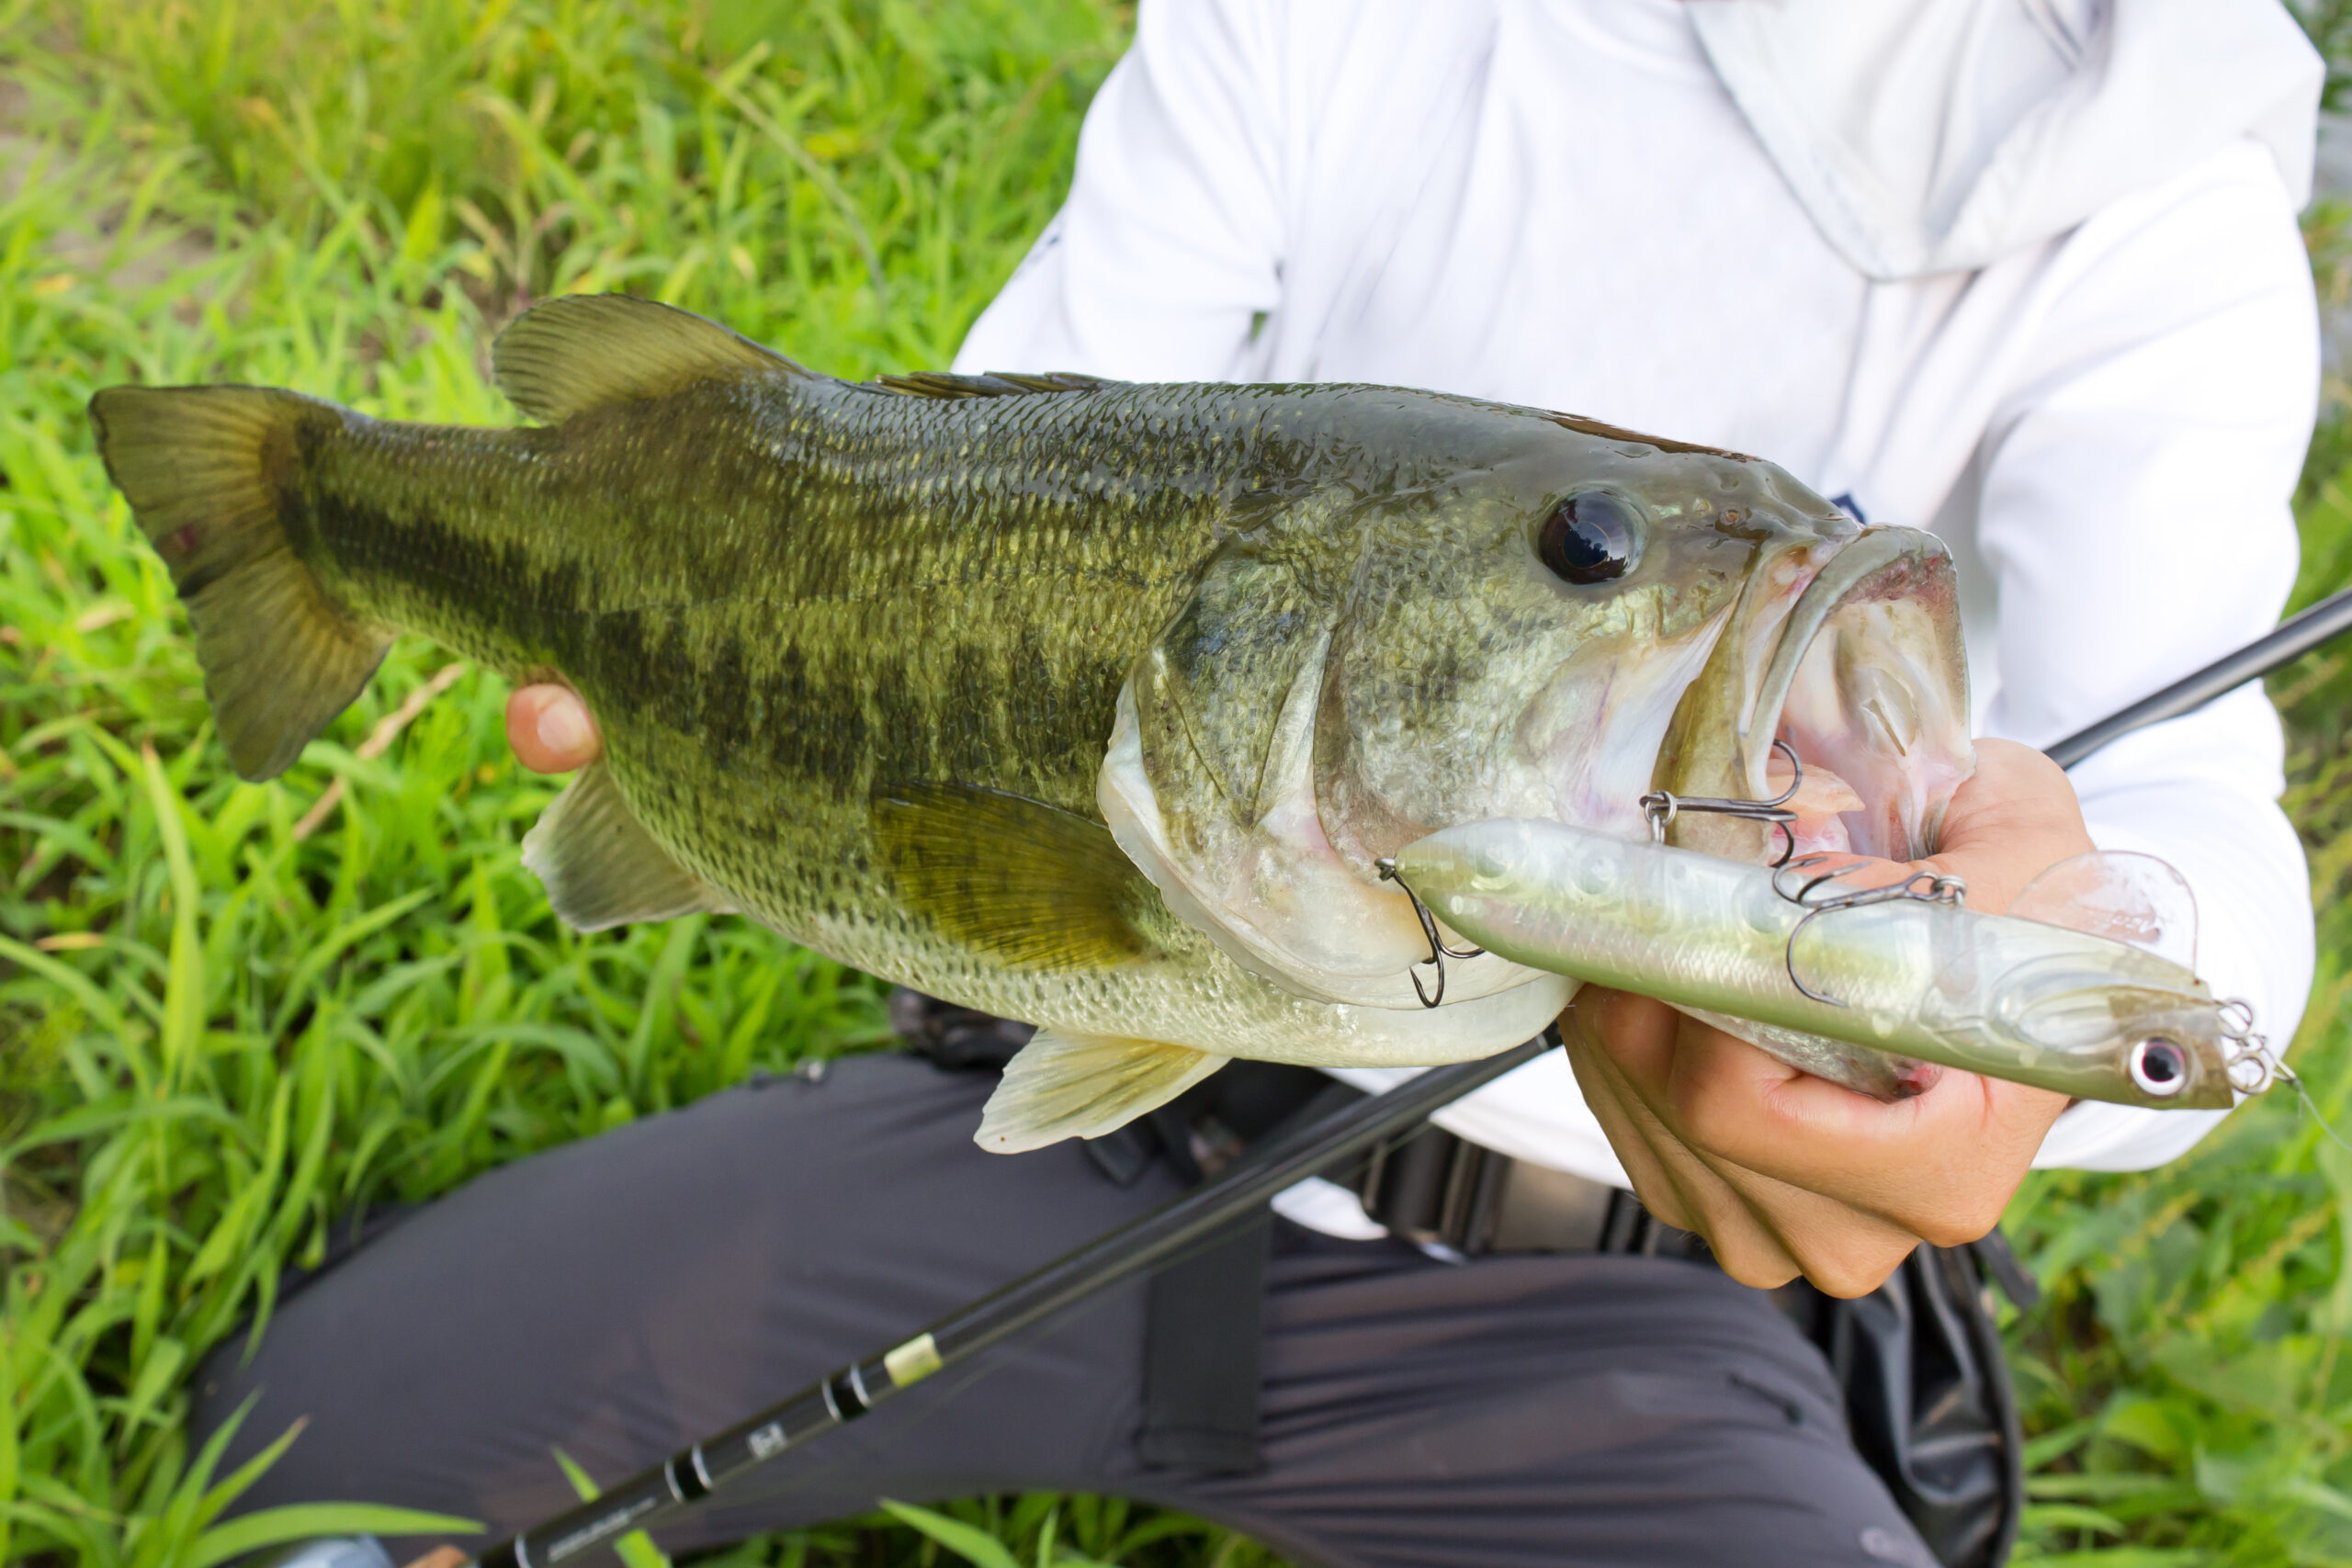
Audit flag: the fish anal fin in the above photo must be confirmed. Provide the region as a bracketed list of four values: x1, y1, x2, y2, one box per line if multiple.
[492, 295, 808, 423]
[522, 761, 735, 931]
[869, 370, 1116, 400]
[872, 782, 1163, 970]
[976, 1029, 1228, 1153]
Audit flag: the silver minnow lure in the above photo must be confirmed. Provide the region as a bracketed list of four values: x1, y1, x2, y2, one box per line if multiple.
[1389, 819, 2276, 1111]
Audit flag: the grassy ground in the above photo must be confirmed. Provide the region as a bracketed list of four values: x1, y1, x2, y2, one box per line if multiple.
[5, 2, 2352, 1563]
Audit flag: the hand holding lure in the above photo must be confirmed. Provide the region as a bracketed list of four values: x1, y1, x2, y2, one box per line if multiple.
[1387, 819, 2279, 1111]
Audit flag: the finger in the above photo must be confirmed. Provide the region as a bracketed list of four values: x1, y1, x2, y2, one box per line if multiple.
[1559, 998, 1705, 1231]
[401, 1551, 469, 1568]
[1669, 1142, 1928, 1297]
[1919, 738, 2096, 913]
[1622, 1018, 2066, 1245]
[1572, 998, 1928, 1290]
[1564, 994, 1806, 1286]
[506, 684, 602, 773]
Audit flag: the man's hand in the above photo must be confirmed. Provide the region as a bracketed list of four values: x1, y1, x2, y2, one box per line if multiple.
[1566, 739, 2089, 1297]
[507, 684, 602, 772]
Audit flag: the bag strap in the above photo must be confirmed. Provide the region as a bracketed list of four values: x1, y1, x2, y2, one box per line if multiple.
[1136, 1210, 1273, 1474]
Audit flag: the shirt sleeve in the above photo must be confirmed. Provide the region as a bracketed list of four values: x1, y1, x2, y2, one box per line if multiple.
[1968, 141, 2320, 1171]
[951, 0, 1287, 380]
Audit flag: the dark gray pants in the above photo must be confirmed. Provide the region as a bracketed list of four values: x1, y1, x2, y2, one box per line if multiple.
[194, 1053, 1936, 1568]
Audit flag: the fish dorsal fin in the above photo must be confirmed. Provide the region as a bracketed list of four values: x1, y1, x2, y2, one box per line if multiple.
[975, 1027, 1228, 1152]
[2008, 850, 2199, 970]
[872, 781, 1165, 970]
[492, 295, 808, 423]
[869, 369, 1116, 400]
[522, 760, 736, 931]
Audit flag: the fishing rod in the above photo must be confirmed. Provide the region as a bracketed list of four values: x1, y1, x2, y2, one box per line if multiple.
[469, 580, 2352, 1568]
[474, 1033, 1555, 1568]
[2045, 582, 2352, 768]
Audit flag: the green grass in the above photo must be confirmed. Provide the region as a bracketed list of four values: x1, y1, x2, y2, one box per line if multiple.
[4, 1, 2352, 1563]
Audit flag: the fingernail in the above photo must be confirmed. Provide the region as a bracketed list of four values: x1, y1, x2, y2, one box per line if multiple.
[537, 696, 593, 759]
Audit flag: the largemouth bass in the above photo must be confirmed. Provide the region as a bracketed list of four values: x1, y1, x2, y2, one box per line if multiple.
[88, 294, 1974, 1149]
[1391, 820, 2268, 1110]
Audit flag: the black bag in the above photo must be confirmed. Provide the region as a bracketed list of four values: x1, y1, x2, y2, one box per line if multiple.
[1772, 1237, 2031, 1568]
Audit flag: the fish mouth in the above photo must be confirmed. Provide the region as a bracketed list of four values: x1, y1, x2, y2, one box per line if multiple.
[1655, 526, 1973, 863]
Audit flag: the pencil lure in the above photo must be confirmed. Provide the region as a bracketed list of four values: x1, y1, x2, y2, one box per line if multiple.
[1389, 819, 2273, 1110]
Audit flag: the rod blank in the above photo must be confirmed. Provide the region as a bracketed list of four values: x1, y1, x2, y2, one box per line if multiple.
[2045, 583, 2352, 769]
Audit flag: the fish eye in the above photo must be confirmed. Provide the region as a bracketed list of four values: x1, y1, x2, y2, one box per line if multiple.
[2126, 1035, 2189, 1099]
[1537, 492, 1640, 586]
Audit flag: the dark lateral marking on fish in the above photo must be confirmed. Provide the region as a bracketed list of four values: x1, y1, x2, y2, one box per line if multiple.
[311, 491, 594, 666]
[945, 640, 998, 771]
[762, 641, 870, 805]
[699, 631, 756, 771]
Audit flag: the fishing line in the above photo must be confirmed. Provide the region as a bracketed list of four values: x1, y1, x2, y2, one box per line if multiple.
[2269, 1060, 2352, 1156]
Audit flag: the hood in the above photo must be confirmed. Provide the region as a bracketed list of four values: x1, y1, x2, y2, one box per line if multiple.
[1686, 0, 2324, 280]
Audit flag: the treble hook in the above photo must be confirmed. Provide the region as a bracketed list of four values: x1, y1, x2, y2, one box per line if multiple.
[1639, 739, 1806, 869]
[1376, 857, 1483, 1008]
[1770, 856, 1967, 1007]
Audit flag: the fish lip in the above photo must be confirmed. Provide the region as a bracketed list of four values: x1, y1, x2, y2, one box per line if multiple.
[1652, 523, 1968, 863]
[1738, 526, 1953, 787]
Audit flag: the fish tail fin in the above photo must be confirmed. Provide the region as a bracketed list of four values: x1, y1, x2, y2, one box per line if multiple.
[88, 385, 390, 781]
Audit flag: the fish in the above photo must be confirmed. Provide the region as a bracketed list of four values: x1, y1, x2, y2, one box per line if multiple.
[1389, 819, 2262, 1110]
[86, 293, 1974, 1151]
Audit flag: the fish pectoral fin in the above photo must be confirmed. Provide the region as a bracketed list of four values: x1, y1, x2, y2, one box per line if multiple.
[522, 760, 735, 932]
[492, 295, 810, 423]
[872, 781, 1166, 970]
[976, 1029, 1229, 1153]
[869, 370, 1118, 400]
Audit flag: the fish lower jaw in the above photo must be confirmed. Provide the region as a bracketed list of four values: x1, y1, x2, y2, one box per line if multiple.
[1742, 532, 1973, 863]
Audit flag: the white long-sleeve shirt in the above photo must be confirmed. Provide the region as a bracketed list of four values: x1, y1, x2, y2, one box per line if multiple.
[954, 0, 2323, 1189]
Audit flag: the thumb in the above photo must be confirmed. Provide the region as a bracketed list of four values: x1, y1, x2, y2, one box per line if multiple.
[1920, 738, 2094, 914]
[506, 684, 603, 773]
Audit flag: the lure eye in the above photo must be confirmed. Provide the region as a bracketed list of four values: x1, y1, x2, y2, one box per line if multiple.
[1537, 492, 1640, 585]
[2126, 1035, 2190, 1099]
